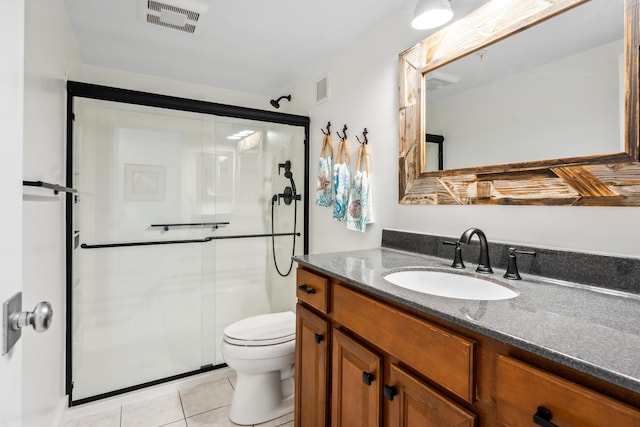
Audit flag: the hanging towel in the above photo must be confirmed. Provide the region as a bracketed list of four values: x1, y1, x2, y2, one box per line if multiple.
[363, 143, 374, 224]
[332, 136, 350, 221]
[315, 133, 333, 207]
[347, 144, 374, 232]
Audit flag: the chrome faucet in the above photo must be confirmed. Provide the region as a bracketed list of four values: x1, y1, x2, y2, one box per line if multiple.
[459, 228, 493, 274]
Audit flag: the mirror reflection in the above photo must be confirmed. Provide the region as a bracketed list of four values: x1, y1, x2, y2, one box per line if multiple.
[424, 0, 624, 171]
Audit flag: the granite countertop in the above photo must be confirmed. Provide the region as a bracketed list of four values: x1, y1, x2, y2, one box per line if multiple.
[294, 247, 640, 394]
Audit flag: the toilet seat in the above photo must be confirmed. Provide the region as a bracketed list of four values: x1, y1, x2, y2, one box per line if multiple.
[223, 311, 295, 346]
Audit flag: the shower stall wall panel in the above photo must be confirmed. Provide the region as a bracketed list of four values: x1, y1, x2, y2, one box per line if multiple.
[70, 97, 305, 401]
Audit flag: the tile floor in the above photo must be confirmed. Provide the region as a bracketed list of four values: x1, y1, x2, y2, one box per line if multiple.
[65, 371, 293, 427]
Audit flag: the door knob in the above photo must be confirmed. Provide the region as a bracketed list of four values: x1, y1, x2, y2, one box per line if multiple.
[11, 301, 53, 332]
[3, 292, 53, 355]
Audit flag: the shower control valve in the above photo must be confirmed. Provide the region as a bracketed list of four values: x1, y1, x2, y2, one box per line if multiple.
[276, 187, 299, 205]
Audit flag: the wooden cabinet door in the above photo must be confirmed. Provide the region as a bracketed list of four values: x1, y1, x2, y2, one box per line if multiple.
[385, 364, 476, 427]
[295, 304, 329, 427]
[331, 329, 382, 427]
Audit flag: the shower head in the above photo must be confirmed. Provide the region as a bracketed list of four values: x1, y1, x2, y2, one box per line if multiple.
[270, 95, 291, 109]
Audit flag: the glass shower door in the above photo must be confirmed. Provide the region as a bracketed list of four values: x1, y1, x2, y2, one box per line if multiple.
[72, 99, 216, 400]
[207, 119, 306, 363]
[70, 95, 307, 402]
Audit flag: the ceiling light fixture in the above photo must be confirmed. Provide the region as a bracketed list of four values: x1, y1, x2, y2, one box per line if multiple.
[227, 129, 257, 140]
[411, 0, 454, 30]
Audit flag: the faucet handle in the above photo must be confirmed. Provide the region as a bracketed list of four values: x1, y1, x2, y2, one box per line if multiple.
[443, 241, 465, 269]
[504, 247, 537, 280]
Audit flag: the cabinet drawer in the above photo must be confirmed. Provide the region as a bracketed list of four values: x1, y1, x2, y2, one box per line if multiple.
[296, 268, 329, 314]
[332, 284, 475, 402]
[496, 355, 640, 427]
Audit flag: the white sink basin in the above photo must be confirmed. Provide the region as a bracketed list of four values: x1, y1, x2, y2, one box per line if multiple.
[384, 268, 518, 301]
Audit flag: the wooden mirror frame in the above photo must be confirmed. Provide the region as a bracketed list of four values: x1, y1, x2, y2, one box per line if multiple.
[398, 0, 639, 205]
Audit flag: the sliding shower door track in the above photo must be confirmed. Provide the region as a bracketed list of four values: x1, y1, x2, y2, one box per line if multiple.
[69, 363, 227, 407]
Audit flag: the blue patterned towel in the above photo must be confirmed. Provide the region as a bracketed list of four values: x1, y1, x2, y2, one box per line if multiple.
[315, 156, 333, 207]
[332, 162, 350, 221]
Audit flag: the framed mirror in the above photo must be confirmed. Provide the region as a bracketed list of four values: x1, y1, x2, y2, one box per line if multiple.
[398, 0, 639, 205]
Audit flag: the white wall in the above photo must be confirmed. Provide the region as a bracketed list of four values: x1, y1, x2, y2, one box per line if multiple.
[287, 2, 640, 258]
[0, 1, 25, 426]
[22, 0, 81, 426]
[284, 4, 422, 254]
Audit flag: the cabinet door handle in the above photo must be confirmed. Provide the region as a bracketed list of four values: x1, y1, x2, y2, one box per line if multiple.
[297, 284, 316, 294]
[314, 333, 324, 344]
[383, 385, 398, 401]
[533, 406, 558, 427]
[362, 371, 375, 386]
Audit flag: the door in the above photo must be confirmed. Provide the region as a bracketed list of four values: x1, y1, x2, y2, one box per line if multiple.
[1, 0, 25, 426]
[331, 329, 381, 427]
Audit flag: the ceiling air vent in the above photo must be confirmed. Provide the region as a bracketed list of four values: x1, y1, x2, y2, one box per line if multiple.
[316, 76, 329, 104]
[425, 70, 460, 91]
[138, 0, 208, 34]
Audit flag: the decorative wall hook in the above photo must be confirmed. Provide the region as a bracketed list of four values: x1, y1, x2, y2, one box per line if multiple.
[356, 128, 369, 145]
[336, 124, 348, 140]
[321, 122, 332, 135]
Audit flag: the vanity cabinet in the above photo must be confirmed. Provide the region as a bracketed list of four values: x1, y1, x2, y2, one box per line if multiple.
[295, 267, 476, 427]
[294, 266, 640, 427]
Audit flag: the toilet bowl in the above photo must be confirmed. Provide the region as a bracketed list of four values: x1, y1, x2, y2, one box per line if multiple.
[221, 311, 296, 425]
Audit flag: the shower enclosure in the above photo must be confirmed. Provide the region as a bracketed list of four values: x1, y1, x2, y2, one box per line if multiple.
[65, 82, 308, 404]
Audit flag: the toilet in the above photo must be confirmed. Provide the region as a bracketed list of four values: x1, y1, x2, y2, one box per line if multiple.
[221, 311, 296, 425]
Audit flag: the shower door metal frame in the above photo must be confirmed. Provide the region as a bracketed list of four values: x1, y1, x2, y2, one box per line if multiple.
[65, 81, 310, 406]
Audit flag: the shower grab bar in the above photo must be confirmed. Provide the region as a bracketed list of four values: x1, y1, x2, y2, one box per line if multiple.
[150, 222, 230, 231]
[23, 180, 77, 194]
[80, 232, 300, 249]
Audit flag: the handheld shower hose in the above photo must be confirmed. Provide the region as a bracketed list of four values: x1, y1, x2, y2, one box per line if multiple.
[271, 161, 300, 277]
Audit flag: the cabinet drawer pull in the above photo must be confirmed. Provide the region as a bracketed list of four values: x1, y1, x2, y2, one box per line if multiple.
[383, 385, 398, 401]
[314, 333, 324, 344]
[362, 371, 375, 386]
[298, 284, 316, 294]
[533, 406, 558, 427]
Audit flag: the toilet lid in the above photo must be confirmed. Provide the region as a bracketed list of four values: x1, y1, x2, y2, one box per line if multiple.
[223, 311, 295, 346]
